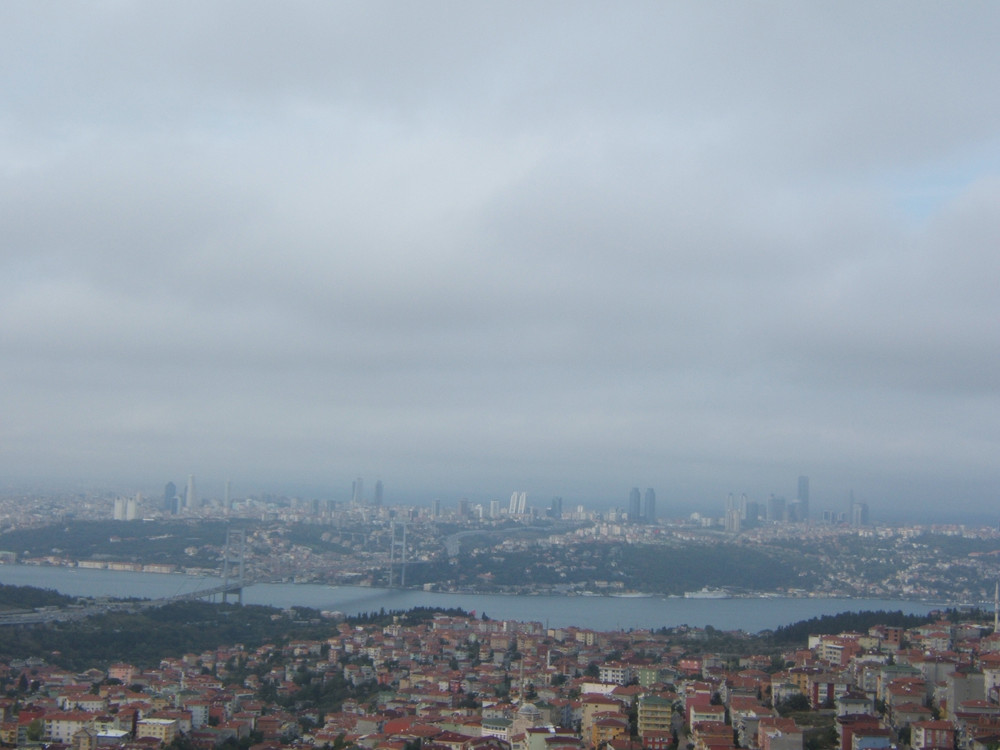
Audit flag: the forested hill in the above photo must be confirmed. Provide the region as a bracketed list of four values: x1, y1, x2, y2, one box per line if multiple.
[0, 583, 74, 611]
[0, 599, 470, 672]
[0, 578, 979, 672]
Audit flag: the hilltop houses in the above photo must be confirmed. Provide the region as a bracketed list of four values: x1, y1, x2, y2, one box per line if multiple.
[5, 611, 1000, 750]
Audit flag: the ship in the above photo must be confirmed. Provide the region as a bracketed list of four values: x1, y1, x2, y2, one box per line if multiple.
[610, 591, 653, 598]
[683, 587, 732, 599]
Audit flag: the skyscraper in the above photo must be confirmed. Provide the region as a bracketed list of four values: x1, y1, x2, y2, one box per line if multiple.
[797, 475, 810, 520]
[767, 495, 786, 523]
[724, 505, 741, 533]
[164, 481, 176, 512]
[628, 487, 641, 521]
[643, 488, 656, 522]
[549, 496, 563, 519]
[373, 480, 383, 507]
[508, 491, 527, 514]
[186, 475, 196, 510]
[851, 498, 869, 526]
[352, 477, 364, 505]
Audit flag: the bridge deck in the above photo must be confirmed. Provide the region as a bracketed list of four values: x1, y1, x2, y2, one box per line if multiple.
[0, 581, 247, 626]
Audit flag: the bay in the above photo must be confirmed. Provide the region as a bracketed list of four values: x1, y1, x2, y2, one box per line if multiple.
[0, 565, 946, 633]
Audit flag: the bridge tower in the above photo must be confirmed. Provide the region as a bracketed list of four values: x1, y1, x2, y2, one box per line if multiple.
[222, 528, 246, 605]
[388, 521, 407, 588]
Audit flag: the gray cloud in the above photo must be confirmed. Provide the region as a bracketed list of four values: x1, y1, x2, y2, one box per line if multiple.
[2, 2, 999, 517]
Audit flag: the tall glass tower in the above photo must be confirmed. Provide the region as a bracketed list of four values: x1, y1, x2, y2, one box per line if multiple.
[797, 475, 809, 520]
[628, 487, 641, 521]
[643, 488, 656, 522]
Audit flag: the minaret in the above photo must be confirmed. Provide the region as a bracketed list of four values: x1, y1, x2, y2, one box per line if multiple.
[518, 658, 525, 703]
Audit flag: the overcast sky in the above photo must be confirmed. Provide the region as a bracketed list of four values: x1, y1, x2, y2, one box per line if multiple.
[2, 3, 999, 518]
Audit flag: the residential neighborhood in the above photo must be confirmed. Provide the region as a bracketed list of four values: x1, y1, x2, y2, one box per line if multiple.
[2, 609, 998, 750]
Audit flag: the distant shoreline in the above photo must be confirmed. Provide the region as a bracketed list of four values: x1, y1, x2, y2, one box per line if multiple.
[3, 561, 963, 605]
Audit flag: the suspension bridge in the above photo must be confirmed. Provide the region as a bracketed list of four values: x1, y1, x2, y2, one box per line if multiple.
[0, 528, 249, 626]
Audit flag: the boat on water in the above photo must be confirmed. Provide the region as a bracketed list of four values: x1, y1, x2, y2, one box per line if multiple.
[610, 592, 653, 598]
[684, 587, 732, 599]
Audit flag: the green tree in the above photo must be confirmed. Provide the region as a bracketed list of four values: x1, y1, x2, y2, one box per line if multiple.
[775, 694, 810, 715]
[804, 726, 837, 750]
[26, 719, 43, 742]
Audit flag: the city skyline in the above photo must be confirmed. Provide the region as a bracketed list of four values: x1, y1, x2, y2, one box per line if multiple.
[2, 469, 987, 525]
[134, 472, 905, 525]
[2, 4, 999, 517]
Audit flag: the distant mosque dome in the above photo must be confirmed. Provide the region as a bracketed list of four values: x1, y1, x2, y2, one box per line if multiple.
[517, 703, 541, 719]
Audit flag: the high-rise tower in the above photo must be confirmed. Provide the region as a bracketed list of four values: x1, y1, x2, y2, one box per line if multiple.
[164, 481, 176, 512]
[549, 496, 563, 519]
[850, 490, 869, 526]
[628, 487, 641, 521]
[797, 475, 810, 520]
[508, 491, 527, 515]
[643, 488, 656, 522]
[767, 495, 786, 523]
[186, 475, 196, 510]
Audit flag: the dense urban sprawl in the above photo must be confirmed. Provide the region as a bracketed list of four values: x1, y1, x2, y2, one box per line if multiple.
[1, 605, 998, 750]
[1, 490, 999, 602]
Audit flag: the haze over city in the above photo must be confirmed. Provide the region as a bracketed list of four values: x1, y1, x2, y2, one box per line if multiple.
[2, 4, 999, 519]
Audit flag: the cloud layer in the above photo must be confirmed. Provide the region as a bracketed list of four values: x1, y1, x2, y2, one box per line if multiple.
[2, 3, 999, 516]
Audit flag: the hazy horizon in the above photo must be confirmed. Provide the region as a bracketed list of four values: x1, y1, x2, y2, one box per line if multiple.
[4, 473, 996, 528]
[2, 4, 999, 518]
